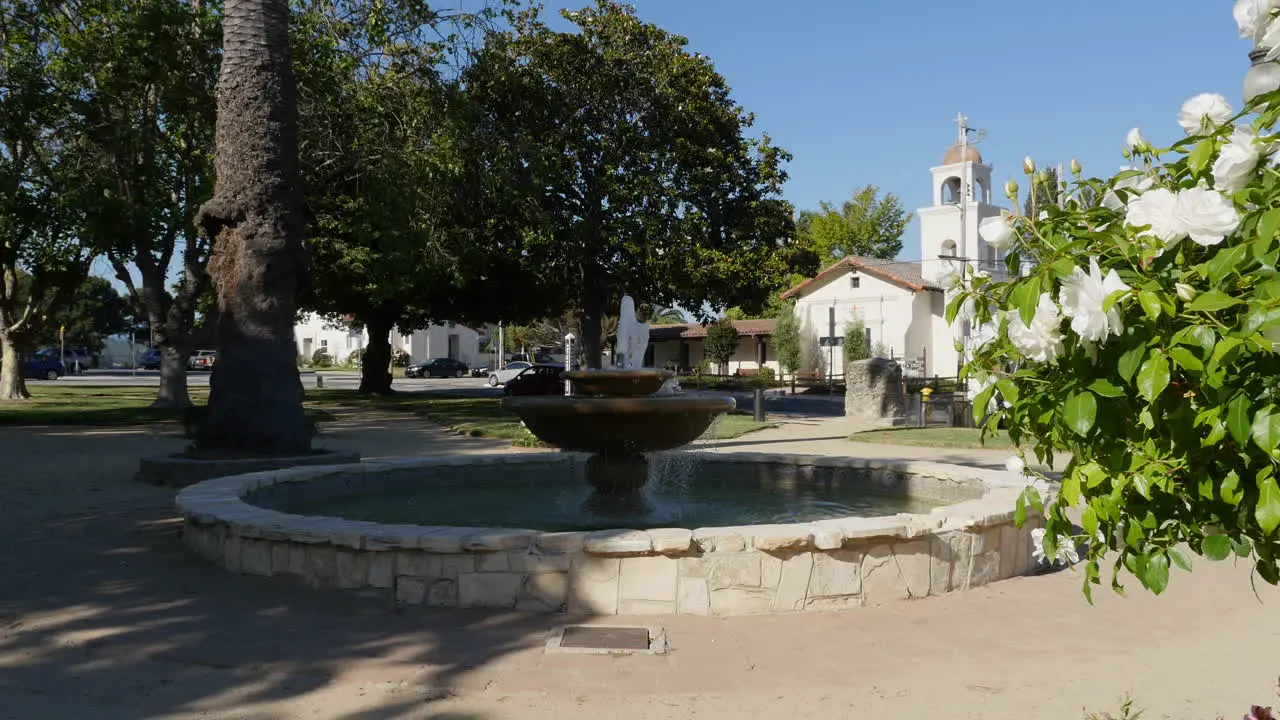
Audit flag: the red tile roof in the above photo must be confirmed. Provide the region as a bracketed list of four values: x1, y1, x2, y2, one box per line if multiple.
[649, 319, 777, 341]
[780, 256, 942, 300]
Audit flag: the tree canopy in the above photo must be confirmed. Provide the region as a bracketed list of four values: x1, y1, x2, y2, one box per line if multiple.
[464, 1, 814, 366]
[797, 185, 911, 264]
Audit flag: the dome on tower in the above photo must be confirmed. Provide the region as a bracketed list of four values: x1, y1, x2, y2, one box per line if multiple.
[942, 143, 983, 165]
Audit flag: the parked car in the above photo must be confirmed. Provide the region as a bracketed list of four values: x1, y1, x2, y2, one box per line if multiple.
[503, 363, 566, 396]
[507, 352, 557, 365]
[139, 348, 162, 370]
[35, 347, 91, 374]
[23, 355, 66, 381]
[487, 360, 532, 386]
[188, 349, 217, 371]
[404, 357, 470, 379]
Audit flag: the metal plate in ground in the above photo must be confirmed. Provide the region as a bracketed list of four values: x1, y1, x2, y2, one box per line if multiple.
[545, 625, 668, 655]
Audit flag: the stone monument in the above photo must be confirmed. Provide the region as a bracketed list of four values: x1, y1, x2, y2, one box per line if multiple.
[844, 357, 907, 426]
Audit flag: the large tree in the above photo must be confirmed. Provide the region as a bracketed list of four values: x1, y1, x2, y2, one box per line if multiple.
[797, 185, 911, 264]
[465, 1, 813, 368]
[194, 0, 310, 454]
[34, 275, 130, 355]
[0, 1, 92, 400]
[59, 0, 221, 407]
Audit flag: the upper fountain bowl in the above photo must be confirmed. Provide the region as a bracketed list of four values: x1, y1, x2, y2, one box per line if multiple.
[565, 368, 674, 398]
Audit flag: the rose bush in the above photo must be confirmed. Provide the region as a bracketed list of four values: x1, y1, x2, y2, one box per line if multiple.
[954, 78, 1280, 597]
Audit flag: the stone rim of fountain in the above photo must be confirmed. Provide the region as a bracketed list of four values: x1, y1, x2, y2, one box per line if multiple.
[175, 453, 1053, 615]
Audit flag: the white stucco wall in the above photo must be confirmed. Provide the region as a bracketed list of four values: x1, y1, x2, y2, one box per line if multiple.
[792, 267, 929, 373]
[649, 337, 778, 375]
[294, 314, 481, 366]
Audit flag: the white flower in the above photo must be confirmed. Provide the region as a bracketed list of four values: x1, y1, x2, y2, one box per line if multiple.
[1007, 293, 1064, 364]
[1004, 455, 1026, 474]
[1264, 19, 1280, 60]
[1023, 156, 1036, 175]
[1102, 167, 1156, 211]
[967, 370, 999, 414]
[1237, 0, 1280, 40]
[1030, 528, 1081, 566]
[979, 214, 1014, 252]
[1058, 257, 1131, 344]
[1178, 93, 1234, 135]
[1212, 126, 1262, 192]
[1175, 283, 1197, 302]
[1177, 185, 1241, 247]
[1125, 127, 1149, 152]
[1125, 187, 1185, 244]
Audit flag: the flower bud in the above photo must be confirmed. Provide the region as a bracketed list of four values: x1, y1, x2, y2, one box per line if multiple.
[1004, 178, 1019, 200]
[1175, 283, 1197, 302]
[1070, 158, 1082, 176]
[1023, 156, 1036, 175]
[1125, 127, 1150, 153]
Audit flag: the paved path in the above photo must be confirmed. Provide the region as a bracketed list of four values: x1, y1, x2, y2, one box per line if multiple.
[0, 414, 1276, 719]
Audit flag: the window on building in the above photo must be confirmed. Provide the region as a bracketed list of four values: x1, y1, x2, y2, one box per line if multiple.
[320, 339, 328, 348]
[941, 239, 957, 257]
[850, 275, 861, 289]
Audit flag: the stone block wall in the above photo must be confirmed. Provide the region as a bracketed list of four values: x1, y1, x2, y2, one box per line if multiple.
[177, 454, 1049, 617]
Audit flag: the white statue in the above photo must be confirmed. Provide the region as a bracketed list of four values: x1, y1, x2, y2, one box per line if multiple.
[615, 295, 650, 370]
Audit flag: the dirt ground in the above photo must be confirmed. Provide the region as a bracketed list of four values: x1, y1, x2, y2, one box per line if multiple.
[0, 414, 1277, 720]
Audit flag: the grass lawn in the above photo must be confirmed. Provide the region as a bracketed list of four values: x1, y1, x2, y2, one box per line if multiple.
[0, 385, 334, 428]
[707, 412, 777, 440]
[846, 426, 1018, 450]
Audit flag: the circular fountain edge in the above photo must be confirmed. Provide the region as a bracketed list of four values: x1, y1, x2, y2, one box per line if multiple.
[175, 452, 1053, 616]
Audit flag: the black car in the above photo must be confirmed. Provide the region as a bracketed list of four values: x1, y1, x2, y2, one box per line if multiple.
[405, 357, 470, 379]
[503, 363, 566, 396]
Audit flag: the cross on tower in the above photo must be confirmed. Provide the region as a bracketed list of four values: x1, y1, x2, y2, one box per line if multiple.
[954, 112, 968, 146]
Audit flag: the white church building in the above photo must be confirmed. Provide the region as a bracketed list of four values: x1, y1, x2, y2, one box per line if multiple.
[293, 313, 483, 367]
[781, 115, 1010, 377]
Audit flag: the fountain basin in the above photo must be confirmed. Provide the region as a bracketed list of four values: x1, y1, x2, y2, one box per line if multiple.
[501, 395, 736, 455]
[175, 453, 1049, 616]
[565, 369, 674, 398]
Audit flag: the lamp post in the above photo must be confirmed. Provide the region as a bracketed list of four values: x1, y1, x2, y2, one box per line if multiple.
[1245, 47, 1280, 103]
[564, 332, 575, 396]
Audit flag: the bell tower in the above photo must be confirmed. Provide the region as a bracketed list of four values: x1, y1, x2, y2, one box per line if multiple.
[918, 113, 1005, 286]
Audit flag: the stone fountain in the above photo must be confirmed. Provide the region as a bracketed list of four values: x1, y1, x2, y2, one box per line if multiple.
[500, 296, 736, 498]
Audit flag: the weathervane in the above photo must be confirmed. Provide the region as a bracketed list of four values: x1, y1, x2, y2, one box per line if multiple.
[954, 112, 987, 148]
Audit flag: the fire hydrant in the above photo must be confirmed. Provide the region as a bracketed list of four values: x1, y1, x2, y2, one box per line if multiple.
[919, 386, 933, 426]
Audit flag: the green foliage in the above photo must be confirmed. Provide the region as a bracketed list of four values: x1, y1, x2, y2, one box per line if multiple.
[955, 88, 1280, 597]
[757, 366, 776, 382]
[465, 1, 816, 362]
[391, 348, 411, 368]
[773, 303, 802, 375]
[843, 317, 870, 363]
[797, 185, 912, 264]
[311, 348, 333, 368]
[35, 276, 130, 354]
[703, 320, 740, 372]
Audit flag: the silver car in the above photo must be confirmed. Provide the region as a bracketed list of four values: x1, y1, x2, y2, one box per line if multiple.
[487, 361, 531, 386]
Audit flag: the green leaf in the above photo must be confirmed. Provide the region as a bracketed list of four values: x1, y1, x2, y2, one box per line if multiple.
[1141, 552, 1170, 594]
[1168, 346, 1203, 372]
[1060, 469, 1082, 506]
[1255, 473, 1280, 535]
[1187, 289, 1242, 312]
[971, 384, 996, 426]
[1010, 277, 1042, 327]
[1081, 505, 1099, 539]
[1063, 391, 1097, 437]
[1136, 352, 1170, 402]
[1203, 534, 1231, 561]
[1187, 138, 1214, 174]
[1013, 490, 1027, 527]
[1118, 345, 1146, 384]
[1168, 547, 1192, 572]
[1227, 394, 1253, 446]
[1172, 325, 1216, 355]
[1258, 208, 1280, 253]
[994, 378, 1019, 405]
[1252, 405, 1280, 458]
[1138, 290, 1162, 320]
[1222, 470, 1244, 506]
[1087, 378, 1124, 398]
[1206, 244, 1248, 284]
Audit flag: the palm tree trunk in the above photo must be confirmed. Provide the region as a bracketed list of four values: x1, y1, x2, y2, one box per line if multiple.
[195, 0, 309, 454]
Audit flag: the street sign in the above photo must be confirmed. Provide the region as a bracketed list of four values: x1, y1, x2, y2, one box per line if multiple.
[819, 336, 844, 347]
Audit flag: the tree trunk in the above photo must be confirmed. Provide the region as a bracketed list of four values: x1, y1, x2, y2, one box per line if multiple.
[194, 0, 310, 454]
[580, 293, 604, 370]
[154, 343, 193, 408]
[0, 328, 29, 400]
[358, 316, 394, 395]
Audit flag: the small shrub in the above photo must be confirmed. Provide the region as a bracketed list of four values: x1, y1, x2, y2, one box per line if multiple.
[391, 348, 410, 368]
[311, 348, 333, 368]
[758, 366, 776, 382]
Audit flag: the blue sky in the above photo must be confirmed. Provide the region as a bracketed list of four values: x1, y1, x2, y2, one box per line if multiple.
[541, 0, 1254, 261]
